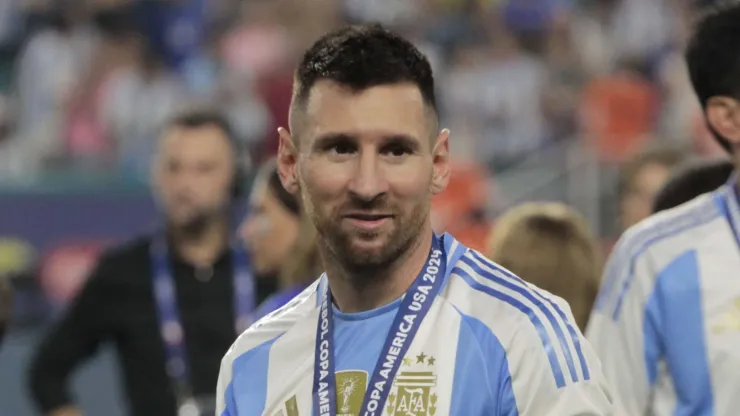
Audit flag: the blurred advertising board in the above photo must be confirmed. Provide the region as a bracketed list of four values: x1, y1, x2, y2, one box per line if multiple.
[0, 188, 157, 313]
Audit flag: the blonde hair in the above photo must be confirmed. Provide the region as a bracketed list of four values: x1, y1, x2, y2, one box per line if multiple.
[485, 202, 601, 331]
[278, 213, 323, 289]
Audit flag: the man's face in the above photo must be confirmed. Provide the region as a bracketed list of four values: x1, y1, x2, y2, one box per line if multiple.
[153, 125, 235, 229]
[278, 81, 450, 270]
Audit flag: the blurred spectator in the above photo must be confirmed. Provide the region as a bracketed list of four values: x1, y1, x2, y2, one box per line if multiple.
[220, 2, 292, 80]
[653, 157, 734, 213]
[28, 110, 272, 416]
[253, 214, 322, 320]
[136, 0, 208, 72]
[485, 201, 601, 330]
[580, 59, 659, 162]
[480, 28, 549, 168]
[15, 2, 97, 170]
[617, 144, 687, 231]
[240, 158, 300, 280]
[101, 36, 185, 177]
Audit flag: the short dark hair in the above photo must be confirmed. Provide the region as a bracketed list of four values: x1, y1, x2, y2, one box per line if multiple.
[653, 157, 734, 213]
[686, 3, 740, 153]
[290, 23, 437, 132]
[618, 145, 687, 199]
[166, 108, 236, 143]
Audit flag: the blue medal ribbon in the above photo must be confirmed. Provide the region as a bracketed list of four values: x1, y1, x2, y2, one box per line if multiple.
[150, 235, 255, 401]
[312, 235, 446, 416]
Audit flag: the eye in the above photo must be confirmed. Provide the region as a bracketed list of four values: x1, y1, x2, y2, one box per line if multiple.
[382, 142, 413, 157]
[330, 141, 355, 155]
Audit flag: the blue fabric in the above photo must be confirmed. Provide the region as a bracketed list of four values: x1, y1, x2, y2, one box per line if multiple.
[254, 286, 307, 320]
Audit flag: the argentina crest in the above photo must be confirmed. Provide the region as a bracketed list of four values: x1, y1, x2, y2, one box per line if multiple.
[385, 352, 438, 415]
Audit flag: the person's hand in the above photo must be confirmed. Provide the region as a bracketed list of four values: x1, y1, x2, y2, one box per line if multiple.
[48, 405, 82, 416]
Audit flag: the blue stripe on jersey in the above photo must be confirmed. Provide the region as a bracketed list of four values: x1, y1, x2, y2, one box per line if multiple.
[651, 250, 714, 415]
[222, 384, 236, 416]
[228, 336, 281, 416]
[461, 255, 581, 384]
[453, 266, 567, 388]
[595, 199, 714, 314]
[718, 190, 740, 251]
[451, 307, 517, 415]
[469, 250, 591, 381]
[611, 201, 720, 320]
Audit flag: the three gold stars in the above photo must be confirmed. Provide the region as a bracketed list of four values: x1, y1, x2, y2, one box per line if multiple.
[403, 353, 436, 366]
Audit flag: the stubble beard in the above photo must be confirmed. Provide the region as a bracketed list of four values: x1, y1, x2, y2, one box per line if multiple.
[311, 196, 430, 283]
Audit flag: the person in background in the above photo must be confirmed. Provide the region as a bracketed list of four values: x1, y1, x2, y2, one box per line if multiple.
[587, 4, 740, 414]
[240, 159, 300, 280]
[254, 214, 322, 319]
[652, 157, 734, 213]
[617, 144, 686, 231]
[29, 110, 272, 416]
[0, 274, 11, 346]
[485, 202, 601, 331]
[240, 159, 321, 319]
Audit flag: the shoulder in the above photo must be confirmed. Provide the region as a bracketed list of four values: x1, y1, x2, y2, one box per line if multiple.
[612, 191, 721, 267]
[94, 235, 151, 271]
[222, 280, 319, 369]
[443, 249, 592, 387]
[594, 192, 725, 314]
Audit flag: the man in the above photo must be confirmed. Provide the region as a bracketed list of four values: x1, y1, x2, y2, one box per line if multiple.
[587, 4, 740, 414]
[29, 110, 274, 416]
[217, 24, 612, 415]
[652, 157, 734, 213]
[617, 145, 686, 232]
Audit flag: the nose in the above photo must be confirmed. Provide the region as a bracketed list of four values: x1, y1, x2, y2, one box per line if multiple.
[347, 151, 389, 202]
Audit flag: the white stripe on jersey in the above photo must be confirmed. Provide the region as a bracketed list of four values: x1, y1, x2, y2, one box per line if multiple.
[449, 249, 590, 387]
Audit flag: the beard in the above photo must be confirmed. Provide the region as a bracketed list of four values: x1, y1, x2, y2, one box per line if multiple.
[308, 192, 430, 276]
[168, 206, 223, 239]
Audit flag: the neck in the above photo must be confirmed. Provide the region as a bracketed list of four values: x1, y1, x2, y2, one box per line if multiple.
[171, 217, 229, 267]
[324, 226, 435, 314]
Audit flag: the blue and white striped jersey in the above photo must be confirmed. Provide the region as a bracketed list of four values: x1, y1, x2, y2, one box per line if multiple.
[587, 179, 740, 415]
[217, 233, 612, 416]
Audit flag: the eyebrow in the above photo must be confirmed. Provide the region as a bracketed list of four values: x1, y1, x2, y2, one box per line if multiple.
[312, 132, 422, 151]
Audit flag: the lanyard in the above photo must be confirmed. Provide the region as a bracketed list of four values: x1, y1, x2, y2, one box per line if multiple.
[312, 236, 446, 416]
[150, 235, 255, 400]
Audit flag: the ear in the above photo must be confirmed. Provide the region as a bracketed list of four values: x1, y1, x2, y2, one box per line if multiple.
[430, 128, 451, 195]
[706, 96, 740, 149]
[277, 127, 300, 194]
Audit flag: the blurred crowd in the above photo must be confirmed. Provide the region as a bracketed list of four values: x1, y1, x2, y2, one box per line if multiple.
[0, 0, 726, 183]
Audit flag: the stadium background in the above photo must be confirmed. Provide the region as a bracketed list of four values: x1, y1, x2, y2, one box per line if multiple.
[0, 0, 726, 414]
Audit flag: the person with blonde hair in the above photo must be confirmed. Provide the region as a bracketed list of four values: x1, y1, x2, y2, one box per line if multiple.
[486, 202, 601, 331]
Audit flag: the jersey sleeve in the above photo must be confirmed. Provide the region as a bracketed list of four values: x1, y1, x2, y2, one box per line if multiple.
[216, 349, 237, 416]
[585, 234, 655, 415]
[500, 298, 615, 415]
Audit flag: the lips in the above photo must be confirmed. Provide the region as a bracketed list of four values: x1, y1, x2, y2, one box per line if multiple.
[343, 213, 393, 221]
